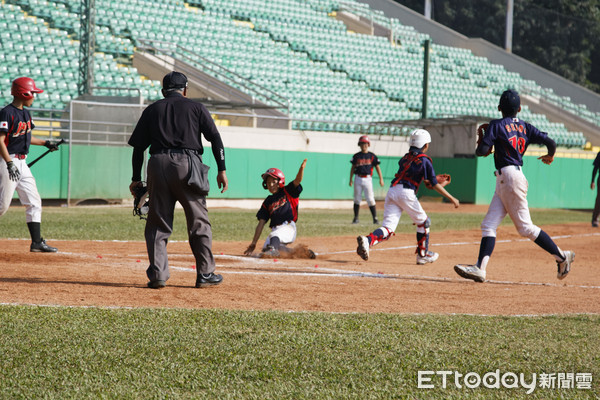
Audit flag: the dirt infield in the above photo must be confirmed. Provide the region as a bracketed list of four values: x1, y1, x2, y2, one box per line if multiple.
[1, 220, 598, 315]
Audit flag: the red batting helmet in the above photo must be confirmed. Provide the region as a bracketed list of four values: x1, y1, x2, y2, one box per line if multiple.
[261, 168, 285, 189]
[358, 135, 370, 145]
[11, 77, 43, 100]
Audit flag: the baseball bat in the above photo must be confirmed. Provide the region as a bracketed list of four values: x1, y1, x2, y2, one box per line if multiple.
[27, 139, 66, 168]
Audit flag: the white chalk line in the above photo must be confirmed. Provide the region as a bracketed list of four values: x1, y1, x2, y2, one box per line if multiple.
[320, 232, 600, 256]
[166, 262, 600, 290]
[3, 233, 599, 290]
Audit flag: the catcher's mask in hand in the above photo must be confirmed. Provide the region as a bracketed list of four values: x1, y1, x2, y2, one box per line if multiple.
[133, 183, 149, 220]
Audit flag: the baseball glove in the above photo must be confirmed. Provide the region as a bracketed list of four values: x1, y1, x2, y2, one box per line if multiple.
[424, 174, 451, 189]
[477, 123, 493, 156]
[132, 183, 149, 220]
[436, 174, 451, 187]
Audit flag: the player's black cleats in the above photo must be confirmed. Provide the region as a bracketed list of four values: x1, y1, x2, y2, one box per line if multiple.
[30, 239, 58, 253]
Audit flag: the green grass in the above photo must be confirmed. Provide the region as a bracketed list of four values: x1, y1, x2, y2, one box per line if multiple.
[0, 306, 598, 399]
[0, 206, 597, 398]
[0, 205, 591, 241]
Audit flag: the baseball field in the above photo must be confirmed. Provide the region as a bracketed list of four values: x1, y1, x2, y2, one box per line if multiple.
[0, 203, 598, 398]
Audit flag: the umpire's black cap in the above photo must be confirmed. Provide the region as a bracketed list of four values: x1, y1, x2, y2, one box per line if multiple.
[162, 71, 188, 90]
[499, 89, 520, 115]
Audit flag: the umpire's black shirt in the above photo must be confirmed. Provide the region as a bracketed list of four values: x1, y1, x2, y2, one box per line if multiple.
[128, 91, 226, 173]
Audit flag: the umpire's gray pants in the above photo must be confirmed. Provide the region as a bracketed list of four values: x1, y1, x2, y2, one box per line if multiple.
[145, 152, 215, 282]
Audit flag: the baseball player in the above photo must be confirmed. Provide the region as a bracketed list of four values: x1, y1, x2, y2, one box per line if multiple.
[350, 135, 385, 224]
[591, 150, 600, 228]
[356, 129, 460, 264]
[454, 90, 575, 283]
[244, 159, 315, 258]
[0, 77, 59, 252]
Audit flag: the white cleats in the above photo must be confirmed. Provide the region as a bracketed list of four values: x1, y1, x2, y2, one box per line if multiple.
[557, 251, 575, 280]
[416, 251, 439, 265]
[356, 236, 369, 261]
[454, 264, 486, 283]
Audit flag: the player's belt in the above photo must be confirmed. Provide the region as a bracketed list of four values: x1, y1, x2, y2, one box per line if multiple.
[494, 165, 521, 176]
[357, 174, 370, 178]
[11, 154, 27, 160]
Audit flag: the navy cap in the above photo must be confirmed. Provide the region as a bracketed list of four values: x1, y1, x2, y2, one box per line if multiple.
[162, 71, 188, 90]
[499, 89, 520, 114]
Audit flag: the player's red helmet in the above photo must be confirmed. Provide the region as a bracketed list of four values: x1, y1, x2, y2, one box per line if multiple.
[11, 77, 43, 100]
[261, 168, 285, 189]
[358, 135, 370, 145]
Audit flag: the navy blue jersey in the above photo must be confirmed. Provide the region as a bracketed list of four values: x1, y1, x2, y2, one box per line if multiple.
[390, 149, 437, 191]
[482, 117, 550, 170]
[257, 182, 303, 228]
[351, 151, 380, 176]
[0, 104, 34, 154]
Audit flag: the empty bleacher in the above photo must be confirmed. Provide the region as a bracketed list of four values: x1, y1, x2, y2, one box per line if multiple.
[0, 0, 597, 147]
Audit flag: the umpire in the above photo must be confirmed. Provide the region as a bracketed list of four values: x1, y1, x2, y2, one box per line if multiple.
[128, 71, 228, 289]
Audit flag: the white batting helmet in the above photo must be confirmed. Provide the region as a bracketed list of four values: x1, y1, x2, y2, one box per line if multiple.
[409, 129, 431, 148]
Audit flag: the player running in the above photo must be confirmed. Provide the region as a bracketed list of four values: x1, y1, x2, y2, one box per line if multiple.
[350, 135, 384, 224]
[0, 77, 59, 252]
[356, 129, 459, 265]
[454, 90, 575, 283]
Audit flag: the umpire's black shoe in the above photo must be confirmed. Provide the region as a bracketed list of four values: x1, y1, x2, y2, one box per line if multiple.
[195, 273, 223, 288]
[147, 280, 166, 289]
[30, 239, 58, 253]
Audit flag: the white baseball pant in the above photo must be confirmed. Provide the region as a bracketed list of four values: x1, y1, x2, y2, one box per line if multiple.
[354, 175, 376, 206]
[265, 221, 296, 248]
[0, 156, 42, 222]
[481, 165, 541, 240]
[381, 185, 428, 233]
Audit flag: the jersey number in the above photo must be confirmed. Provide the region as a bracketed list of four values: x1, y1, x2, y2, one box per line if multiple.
[508, 135, 526, 154]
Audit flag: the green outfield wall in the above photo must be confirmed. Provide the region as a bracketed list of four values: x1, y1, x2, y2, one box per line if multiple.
[23, 144, 597, 210]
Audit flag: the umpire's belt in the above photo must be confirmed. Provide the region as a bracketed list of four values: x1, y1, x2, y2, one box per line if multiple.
[494, 165, 521, 176]
[155, 148, 197, 155]
[10, 153, 27, 160]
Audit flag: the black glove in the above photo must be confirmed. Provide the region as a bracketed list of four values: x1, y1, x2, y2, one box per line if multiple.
[44, 140, 59, 152]
[6, 161, 20, 182]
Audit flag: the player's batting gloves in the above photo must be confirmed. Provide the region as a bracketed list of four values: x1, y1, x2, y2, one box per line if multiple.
[6, 161, 20, 182]
[44, 140, 59, 152]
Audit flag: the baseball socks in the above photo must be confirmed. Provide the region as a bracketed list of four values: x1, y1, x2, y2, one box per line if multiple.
[352, 204, 360, 223]
[534, 230, 566, 262]
[369, 205, 378, 224]
[27, 222, 42, 243]
[27, 222, 58, 252]
[477, 236, 496, 271]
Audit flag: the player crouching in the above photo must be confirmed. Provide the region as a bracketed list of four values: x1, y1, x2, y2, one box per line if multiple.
[356, 129, 459, 264]
[244, 159, 316, 259]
